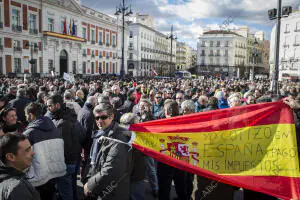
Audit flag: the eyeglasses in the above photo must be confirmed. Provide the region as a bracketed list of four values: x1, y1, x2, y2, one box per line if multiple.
[176, 97, 183, 100]
[155, 96, 162, 99]
[95, 115, 109, 121]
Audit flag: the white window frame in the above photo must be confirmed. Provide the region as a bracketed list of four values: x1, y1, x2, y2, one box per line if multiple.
[82, 27, 87, 39]
[14, 57, 22, 73]
[28, 12, 38, 31]
[11, 7, 21, 26]
[91, 28, 95, 42]
[48, 18, 54, 32]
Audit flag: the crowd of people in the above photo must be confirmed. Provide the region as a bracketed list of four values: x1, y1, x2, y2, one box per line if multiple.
[0, 75, 299, 200]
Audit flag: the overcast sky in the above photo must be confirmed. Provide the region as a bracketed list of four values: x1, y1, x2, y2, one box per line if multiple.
[82, 0, 300, 49]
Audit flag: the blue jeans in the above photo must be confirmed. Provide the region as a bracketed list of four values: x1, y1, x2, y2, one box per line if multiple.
[146, 157, 158, 191]
[57, 164, 76, 200]
[130, 180, 147, 200]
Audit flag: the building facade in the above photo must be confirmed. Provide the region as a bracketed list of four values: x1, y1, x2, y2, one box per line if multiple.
[0, 0, 125, 76]
[197, 30, 247, 77]
[127, 15, 176, 77]
[270, 9, 300, 81]
[176, 42, 193, 71]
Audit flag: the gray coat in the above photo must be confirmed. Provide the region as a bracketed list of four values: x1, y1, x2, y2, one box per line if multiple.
[86, 122, 133, 200]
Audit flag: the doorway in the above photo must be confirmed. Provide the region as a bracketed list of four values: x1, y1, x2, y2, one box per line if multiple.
[60, 50, 68, 76]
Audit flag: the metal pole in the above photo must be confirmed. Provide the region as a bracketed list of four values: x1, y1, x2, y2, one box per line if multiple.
[272, 0, 281, 94]
[121, 0, 125, 79]
[170, 25, 173, 77]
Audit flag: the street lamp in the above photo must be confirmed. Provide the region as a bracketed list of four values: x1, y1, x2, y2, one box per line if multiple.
[268, 0, 292, 94]
[250, 38, 259, 81]
[115, 0, 133, 79]
[25, 41, 38, 74]
[166, 25, 177, 77]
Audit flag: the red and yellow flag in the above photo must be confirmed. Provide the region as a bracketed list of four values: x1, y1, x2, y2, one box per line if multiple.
[129, 101, 300, 200]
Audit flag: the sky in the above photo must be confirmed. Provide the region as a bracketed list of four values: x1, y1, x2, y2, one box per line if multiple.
[82, 0, 300, 49]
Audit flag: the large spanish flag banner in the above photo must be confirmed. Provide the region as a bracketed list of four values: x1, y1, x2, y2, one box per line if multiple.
[129, 101, 300, 200]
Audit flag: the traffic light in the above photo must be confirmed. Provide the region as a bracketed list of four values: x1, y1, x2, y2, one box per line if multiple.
[268, 8, 277, 20]
[282, 6, 292, 17]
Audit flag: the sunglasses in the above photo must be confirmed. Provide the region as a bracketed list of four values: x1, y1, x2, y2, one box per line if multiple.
[155, 96, 162, 99]
[95, 115, 109, 120]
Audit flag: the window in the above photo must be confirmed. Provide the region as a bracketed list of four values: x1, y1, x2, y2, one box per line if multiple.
[0, 38, 3, 49]
[130, 31, 133, 38]
[72, 61, 76, 74]
[225, 41, 229, 47]
[295, 35, 300, 46]
[106, 63, 109, 74]
[91, 29, 95, 42]
[285, 24, 290, 33]
[210, 50, 213, 56]
[60, 19, 65, 33]
[210, 58, 213, 64]
[98, 31, 103, 44]
[129, 53, 133, 60]
[216, 50, 220, 56]
[12, 9, 20, 26]
[82, 62, 86, 74]
[14, 58, 21, 73]
[210, 41, 213, 47]
[0, 6, 3, 27]
[48, 60, 54, 73]
[13, 40, 21, 48]
[99, 62, 102, 74]
[296, 22, 300, 31]
[112, 35, 116, 46]
[29, 14, 37, 32]
[106, 33, 110, 45]
[82, 27, 87, 39]
[225, 49, 228, 56]
[48, 18, 54, 32]
[201, 41, 205, 47]
[217, 41, 220, 47]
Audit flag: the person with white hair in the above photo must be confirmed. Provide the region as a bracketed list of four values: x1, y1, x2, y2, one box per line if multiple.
[228, 93, 241, 108]
[112, 84, 125, 104]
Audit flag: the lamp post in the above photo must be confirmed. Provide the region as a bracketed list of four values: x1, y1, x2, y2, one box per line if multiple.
[166, 25, 177, 77]
[250, 38, 259, 81]
[25, 41, 38, 75]
[115, 0, 133, 79]
[268, 0, 292, 94]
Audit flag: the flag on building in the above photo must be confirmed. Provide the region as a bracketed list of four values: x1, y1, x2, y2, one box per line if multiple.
[63, 18, 67, 34]
[72, 19, 76, 36]
[152, 69, 158, 76]
[69, 19, 72, 35]
[129, 101, 300, 200]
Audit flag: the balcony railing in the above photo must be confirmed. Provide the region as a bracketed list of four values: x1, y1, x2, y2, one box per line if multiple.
[200, 54, 206, 56]
[295, 29, 300, 32]
[201, 44, 206, 47]
[215, 54, 221, 57]
[98, 41, 103, 45]
[82, 53, 87, 57]
[106, 55, 109, 59]
[92, 54, 95, 58]
[284, 30, 290, 34]
[293, 43, 300, 47]
[208, 54, 214, 57]
[128, 46, 134, 50]
[112, 44, 116, 48]
[12, 24, 22, 32]
[14, 47, 22, 52]
[106, 43, 110, 47]
[91, 40, 96, 44]
[0, 22, 3, 29]
[29, 29, 38, 35]
[99, 54, 103, 58]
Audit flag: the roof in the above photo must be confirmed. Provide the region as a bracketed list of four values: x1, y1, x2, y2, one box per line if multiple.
[203, 30, 244, 37]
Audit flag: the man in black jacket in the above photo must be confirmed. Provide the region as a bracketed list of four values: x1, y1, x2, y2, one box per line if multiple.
[83, 103, 133, 200]
[77, 96, 97, 180]
[45, 94, 84, 200]
[0, 133, 40, 200]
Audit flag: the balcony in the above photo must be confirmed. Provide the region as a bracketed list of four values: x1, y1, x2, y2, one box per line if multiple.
[0, 22, 3, 29]
[129, 35, 133, 38]
[13, 46, 22, 52]
[201, 44, 206, 47]
[293, 43, 300, 47]
[284, 30, 290, 34]
[91, 40, 96, 44]
[295, 29, 300, 32]
[106, 55, 109, 59]
[99, 54, 103, 58]
[215, 54, 221, 57]
[92, 54, 95, 58]
[12, 24, 22, 32]
[29, 29, 38, 35]
[208, 54, 214, 57]
[98, 41, 103, 45]
[82, 53, 87, 57]
[33, 49, 38, 54]
[106, 43, 110, 47]
[112, 44, 116, 48]
[128, 46, 134, 50]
